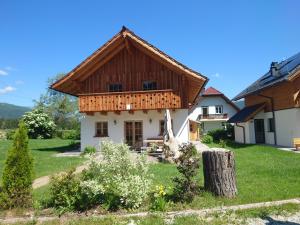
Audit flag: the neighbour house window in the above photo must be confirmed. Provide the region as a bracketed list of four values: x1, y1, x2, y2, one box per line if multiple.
[109, 83, 122, 92]
[215, 105, 223, 114]
[202, 106, 208, 115]
[268, 118, 275, 132]
[143, 81, 157, 91]
[95, 122, 108, 137]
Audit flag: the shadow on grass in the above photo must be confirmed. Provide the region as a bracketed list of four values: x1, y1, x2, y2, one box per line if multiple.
[33, 142, 80, 153]
[264, 216, 300, 225]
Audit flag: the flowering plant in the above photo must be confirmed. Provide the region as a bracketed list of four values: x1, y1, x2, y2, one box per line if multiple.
[150, 185, 168, 211]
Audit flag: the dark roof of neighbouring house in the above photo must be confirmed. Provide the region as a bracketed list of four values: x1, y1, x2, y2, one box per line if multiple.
[233, 52, 300, 101]
[228, 103, 265, 123]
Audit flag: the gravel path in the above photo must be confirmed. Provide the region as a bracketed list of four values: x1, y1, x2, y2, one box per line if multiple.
[1, 198, 300, 224]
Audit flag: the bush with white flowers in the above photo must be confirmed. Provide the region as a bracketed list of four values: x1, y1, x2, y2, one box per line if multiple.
[22, 108, 56, 139]
[82, 141, 152, 209]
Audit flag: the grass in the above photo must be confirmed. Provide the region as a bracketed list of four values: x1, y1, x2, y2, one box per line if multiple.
[148, 142, 300, 210]
[31, 141, 300, 210]
[0, 139, 86, 180]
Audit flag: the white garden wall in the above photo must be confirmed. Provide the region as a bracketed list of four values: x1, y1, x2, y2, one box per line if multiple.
[80, 109, 189, 151]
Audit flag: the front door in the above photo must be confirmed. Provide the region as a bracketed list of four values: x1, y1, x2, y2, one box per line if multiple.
[254, 119, 265, 144]
[125, 121, 143, 149]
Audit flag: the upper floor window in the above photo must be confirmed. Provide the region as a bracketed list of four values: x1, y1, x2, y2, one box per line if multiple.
[202, 106, 208, 115]
[143, 81, 157, 91]
[109, 83, 122, 92]
[95, 121, 108, 137]
[215, 105, 223, 114]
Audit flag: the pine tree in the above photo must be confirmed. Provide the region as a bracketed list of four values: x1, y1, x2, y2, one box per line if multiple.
[1, 121, 34, 208]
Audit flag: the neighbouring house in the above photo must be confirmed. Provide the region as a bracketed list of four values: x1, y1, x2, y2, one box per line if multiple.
[229, 52, 300, 147]
[51, 27, 208, 150]
[188, 87, 239, 141]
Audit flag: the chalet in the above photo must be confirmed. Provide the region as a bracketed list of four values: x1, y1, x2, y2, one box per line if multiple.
[51, 27, 208, 150]
[229, 52, 300, 147]
[189, 87, 239, 140]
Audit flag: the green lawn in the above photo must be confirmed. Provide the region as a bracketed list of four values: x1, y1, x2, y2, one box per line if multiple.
[3, 140, 300, 215]
[148, 142, 300, 210]
[0, 139, 86, 180]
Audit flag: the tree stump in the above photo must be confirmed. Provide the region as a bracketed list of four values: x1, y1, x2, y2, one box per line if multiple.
[202, 149, 237, 198]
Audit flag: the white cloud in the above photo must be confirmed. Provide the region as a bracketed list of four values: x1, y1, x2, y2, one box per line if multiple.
[213, 73, 220, 78]
[0, 86, 16, 95]
[15, 80, 24, 85]
[0, 69, 8, 76]
[5, 66, 17, 71]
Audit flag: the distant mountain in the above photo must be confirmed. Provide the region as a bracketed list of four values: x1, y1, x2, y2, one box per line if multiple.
[0, 103, 31, 119]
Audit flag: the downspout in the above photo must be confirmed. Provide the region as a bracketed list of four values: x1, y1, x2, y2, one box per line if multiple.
[257, 94, 277, 145]
[235, 123, 246, 144]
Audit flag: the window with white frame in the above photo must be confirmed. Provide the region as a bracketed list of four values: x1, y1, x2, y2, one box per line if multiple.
[215, 105, 223, 114]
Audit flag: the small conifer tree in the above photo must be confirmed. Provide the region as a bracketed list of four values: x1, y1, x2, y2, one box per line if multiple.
[1, 121, 34, 208]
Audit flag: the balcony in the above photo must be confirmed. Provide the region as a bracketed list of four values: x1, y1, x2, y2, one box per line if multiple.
[79, 89, 183, 112]
[199, 113, 228, 121]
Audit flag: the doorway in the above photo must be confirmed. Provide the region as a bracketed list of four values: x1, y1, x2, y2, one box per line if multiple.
[124, 121, 143, 149]
[254, 119, 265, 144]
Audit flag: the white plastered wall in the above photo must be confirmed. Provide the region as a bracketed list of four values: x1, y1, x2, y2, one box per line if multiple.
[234, 108, 300, 147]
[189, 96, 238, 121]
[80, 109, 189, 151]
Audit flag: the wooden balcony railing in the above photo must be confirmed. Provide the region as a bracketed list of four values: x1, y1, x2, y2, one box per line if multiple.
[199, 113, 228, 120]
[79, 89, 182, 112]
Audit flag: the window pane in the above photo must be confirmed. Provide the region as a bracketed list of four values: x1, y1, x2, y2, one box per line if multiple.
[109, 84, 122, 92]
[143, 81, 157, 91]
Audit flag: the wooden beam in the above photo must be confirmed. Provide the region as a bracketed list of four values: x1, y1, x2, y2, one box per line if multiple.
[78, 43, 126, 82]
[52, 34, 123, 89]
[86, 112, 94, 116]
[124, 37, 132, 55]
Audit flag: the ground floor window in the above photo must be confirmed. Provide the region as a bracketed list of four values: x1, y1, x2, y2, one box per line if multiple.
[95, 121, 108, 137]
[159, 120, 173, 136]
[268, 118, 275, 132]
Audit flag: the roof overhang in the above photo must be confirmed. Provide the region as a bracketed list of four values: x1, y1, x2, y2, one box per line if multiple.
[228, 103, 265, 123]
[51, 26, 208, 103]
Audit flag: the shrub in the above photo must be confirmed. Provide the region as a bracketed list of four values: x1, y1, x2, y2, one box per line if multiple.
[56, 129, 80, 140]
[22, 108, 56, 139]
[0, 122, 34, 209]
[219, 139, 227, 148]
[173, 144, 200, 203]
[208, 128, 230, 142]
[201, 135, 213, 144]
[49, 169, 81, 213]
[82, 141, 152, 210]
[150, 185, 168, 211]
[81, 146, 96, 156]
[5, 129, 16, 140]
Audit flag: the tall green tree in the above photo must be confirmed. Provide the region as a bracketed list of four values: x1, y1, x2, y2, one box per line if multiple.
[35, 73, 80, 130]
[1, 122, 34, 208]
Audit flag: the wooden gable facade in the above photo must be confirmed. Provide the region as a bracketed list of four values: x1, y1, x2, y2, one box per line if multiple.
[244, 75, 300, 112]
[51, 27, 207, 113]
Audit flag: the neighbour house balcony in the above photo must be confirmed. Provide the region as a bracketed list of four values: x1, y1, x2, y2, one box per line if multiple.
[199, 113, 228, 121]
[79, 89, 183, 113]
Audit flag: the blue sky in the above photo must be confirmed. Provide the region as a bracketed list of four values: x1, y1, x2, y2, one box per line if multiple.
[0, 0, 299, 107]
